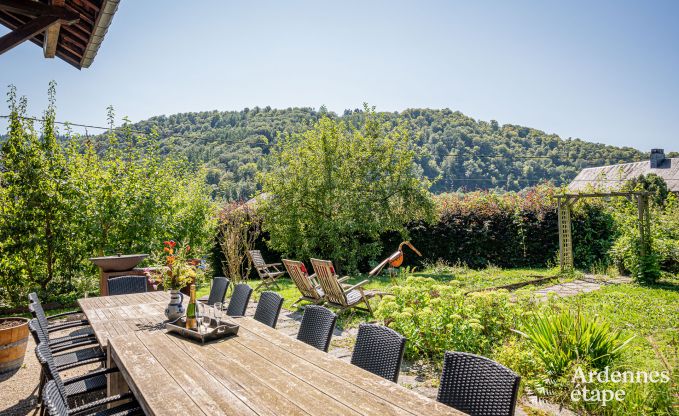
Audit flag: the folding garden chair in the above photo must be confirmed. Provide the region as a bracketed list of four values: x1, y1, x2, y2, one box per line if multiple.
[310, 258, 375, 314]
[283, 259, 325, 307]
[247, 250, 285, 290]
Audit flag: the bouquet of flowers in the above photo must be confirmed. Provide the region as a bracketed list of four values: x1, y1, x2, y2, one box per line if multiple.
[148, 240, 201, 290]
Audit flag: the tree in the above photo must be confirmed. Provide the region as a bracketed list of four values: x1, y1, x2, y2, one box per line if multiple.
[259, 106, 434, 271]
[0, 84, 218, 307]
[0, 83, 85, 298]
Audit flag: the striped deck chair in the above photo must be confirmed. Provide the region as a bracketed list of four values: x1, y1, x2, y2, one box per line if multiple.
[282, 259, 324, 307]
[247, 250, 285, 290]
[310, 258, 374, 314]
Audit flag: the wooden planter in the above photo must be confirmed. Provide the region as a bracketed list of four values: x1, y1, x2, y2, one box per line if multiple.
[0, 317, 29, 376]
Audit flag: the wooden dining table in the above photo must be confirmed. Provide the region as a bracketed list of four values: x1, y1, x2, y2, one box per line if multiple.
[78, 291, 466, 416]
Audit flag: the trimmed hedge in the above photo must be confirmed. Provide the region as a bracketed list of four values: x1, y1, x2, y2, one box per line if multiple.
[213, 186, 617, 274]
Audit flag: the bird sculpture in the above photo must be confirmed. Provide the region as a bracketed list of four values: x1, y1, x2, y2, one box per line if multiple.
[369, 241, 422, 277]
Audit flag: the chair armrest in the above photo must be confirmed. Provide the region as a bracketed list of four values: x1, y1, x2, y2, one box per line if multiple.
[265, 263, 283, 267]
[46, 310, 82, 320]
[50, 338, 99, 353]
[50, 333, 94, 345]
[343, 280, 370, 294]
[46, 320, 89, 333]
[57, 355, 106, 371]
[337, 276, 351, 283]
[64, 366, 119, 386]
[69, 392, 136, 416]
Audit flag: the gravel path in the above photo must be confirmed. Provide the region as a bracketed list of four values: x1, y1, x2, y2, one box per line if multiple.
[1, 334, 41, 416]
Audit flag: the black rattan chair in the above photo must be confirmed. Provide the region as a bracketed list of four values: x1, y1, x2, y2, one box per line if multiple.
[29, 293, 90, 333]
[28, 302, 96, 353]
[226, 283, 253, 317]
[350, 323, 406, 383]
[36, 342, 108, 397]
[107, 275, 147, 296]
[199, 276, 230, 305]
[253, 291, 284, 328]
[437, 351, 520, 416]
[43, 379, 142, 416]
[296, 305, 337, 352]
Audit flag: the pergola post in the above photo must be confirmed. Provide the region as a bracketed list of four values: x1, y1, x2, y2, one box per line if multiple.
[557, 196, 574, 272]
[636, 192, 651, 257]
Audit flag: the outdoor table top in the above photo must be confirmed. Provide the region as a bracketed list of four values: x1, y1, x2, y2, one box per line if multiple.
[79, 291, 466, 416]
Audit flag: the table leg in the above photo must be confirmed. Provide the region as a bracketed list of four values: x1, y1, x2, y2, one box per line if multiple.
[106, 345, 129, 408]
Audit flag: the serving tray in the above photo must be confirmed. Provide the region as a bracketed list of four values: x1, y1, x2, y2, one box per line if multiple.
[166, 317, 239, 343]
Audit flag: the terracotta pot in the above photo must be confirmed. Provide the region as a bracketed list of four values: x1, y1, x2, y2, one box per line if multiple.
[0, 317, 29, 376]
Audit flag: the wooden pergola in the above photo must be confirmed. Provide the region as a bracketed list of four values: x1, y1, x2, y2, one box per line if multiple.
[0, 0, 119, 69]
[556, 191, 651, 271]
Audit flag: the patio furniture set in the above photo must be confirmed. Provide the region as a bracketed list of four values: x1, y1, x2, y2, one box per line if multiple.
[20, 250, 521, 416]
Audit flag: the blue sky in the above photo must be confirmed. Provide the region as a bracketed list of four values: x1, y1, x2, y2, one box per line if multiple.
[1, 1, 677, 150]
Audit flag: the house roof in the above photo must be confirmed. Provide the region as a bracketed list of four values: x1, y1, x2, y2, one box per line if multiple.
[0, 0, 119, 69]
[568, 158, 679, 192]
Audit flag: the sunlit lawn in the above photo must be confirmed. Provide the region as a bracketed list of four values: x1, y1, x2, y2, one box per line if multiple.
[202, 266, 562, 328]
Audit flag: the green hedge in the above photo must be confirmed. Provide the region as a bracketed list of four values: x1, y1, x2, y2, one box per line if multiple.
[215, 185, 617, 273]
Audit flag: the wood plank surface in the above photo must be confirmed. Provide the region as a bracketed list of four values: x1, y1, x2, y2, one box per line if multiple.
[82, 292, 466, 416]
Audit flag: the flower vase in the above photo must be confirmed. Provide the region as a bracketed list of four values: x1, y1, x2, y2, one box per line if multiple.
[165, 290, 185, 322]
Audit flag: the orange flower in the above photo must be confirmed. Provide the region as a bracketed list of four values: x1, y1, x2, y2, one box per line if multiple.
[185, 244, 190, 253]
[164, 247, 170, 253]
[167, 256, 175, 265]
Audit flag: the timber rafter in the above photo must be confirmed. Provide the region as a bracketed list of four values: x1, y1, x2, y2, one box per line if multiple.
[0, 0, 79, 56]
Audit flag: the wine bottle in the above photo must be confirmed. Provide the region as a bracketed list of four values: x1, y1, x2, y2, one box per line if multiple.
[185, 284, 197, 330]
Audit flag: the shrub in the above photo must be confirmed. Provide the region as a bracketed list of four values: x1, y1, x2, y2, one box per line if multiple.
[0, 85, 217, 308]
[216, 202, 261, 283]
[516, 310, 634, 381]
[375, 276, 520, 359]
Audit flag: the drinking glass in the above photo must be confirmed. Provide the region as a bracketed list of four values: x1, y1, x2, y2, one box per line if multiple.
[214, 302, 223, 326]
[202, 312, 211, 333]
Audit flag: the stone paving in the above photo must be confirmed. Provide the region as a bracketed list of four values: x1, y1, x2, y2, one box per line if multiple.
[534, 275, 632, 300]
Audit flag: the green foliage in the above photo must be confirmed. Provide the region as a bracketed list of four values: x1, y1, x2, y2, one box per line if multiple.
[93, 107, 647, 200]
[259, 107, 434, 271]
[375, 276, 520, 359]
[380, 185, 615, 270]
[0, 85, 217, 307]
[609, 180, 679, 283]
[516, 310, 634, 382]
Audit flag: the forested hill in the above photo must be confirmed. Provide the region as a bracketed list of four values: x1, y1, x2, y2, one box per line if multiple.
[108, 107, 645, 199]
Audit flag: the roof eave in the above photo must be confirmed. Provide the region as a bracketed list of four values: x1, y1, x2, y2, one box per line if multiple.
[79, 0, 119, 69]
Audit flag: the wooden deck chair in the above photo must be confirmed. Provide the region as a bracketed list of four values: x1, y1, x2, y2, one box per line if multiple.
[310, 258, 374, 314]
[247, 250, 285, 290]
[283, 259, 325, 307]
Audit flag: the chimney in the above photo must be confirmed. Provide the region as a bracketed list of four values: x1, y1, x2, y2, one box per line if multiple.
[650, 149, 665, 168]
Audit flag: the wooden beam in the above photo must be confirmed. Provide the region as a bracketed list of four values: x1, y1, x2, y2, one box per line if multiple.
[0, 14, 59, 55]
[0, 0, 78, 21]
[43, 0, 64, 58]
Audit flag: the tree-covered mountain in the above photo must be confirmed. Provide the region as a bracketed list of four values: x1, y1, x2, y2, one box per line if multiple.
[100, 107, 646, 200]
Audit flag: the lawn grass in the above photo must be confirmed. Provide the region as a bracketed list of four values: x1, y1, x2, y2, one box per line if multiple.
[412, 264, 562, 291]
[561, 277, 679, 373]
[204, 265, 561, 329]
